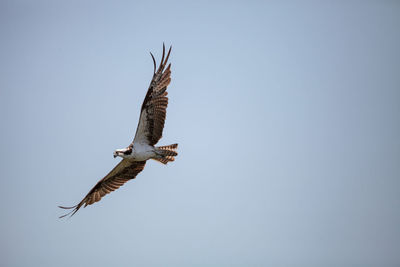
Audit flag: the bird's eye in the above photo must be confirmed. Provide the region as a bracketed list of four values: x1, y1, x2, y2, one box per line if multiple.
[123, 149, 132, 155]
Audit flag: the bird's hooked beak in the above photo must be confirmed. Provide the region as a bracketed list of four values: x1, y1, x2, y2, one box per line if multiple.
[113, 151, 118, 158]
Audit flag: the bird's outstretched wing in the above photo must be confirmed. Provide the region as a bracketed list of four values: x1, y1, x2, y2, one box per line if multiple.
[59, 160, 146, 218]
[133, 44, 172, 146]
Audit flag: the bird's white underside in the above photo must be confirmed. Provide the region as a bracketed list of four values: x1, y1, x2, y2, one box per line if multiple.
[115, 142, 156, 161]
[132, 142, 157, 161]
[133, 108, 150, 145]
[114, 104, 156, 161]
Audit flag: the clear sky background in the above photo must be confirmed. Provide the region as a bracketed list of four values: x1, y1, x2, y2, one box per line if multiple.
[1, 1, 399, 266]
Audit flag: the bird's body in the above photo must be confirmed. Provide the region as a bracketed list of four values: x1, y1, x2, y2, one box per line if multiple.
[114, 143, 156, 161]
[129, 143, 157, 161]
[59, 44, 177, 218]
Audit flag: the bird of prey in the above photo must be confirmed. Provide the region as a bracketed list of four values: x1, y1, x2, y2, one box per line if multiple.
[59, 44, 177, 218]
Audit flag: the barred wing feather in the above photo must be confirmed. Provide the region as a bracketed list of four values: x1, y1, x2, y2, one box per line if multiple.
[59, 160, 146, 218]
[133, 44, 172, 146]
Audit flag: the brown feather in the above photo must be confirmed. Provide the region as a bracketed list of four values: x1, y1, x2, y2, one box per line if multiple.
[133, 45, 172, 146]
[59, 160, 146, 218]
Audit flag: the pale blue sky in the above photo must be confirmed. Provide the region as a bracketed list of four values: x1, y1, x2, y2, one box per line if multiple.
[1, 1, 399, 266]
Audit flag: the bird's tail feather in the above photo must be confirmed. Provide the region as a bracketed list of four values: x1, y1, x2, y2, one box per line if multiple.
[153, 143, 178, 164]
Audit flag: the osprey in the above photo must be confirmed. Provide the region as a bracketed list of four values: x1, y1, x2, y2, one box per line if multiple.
[59, 44, 177, 218]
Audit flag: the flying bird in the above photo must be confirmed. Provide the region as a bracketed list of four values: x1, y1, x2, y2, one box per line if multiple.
[59, 44, 177, 218]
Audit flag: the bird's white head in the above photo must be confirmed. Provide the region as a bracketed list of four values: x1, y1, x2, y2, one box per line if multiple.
[113, 147, 132, 159]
